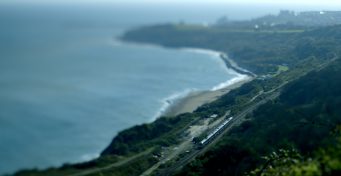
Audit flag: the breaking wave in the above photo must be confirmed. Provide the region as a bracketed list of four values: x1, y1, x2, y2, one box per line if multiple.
[211, 74, 249, 91]
[153, 88, 198, 118]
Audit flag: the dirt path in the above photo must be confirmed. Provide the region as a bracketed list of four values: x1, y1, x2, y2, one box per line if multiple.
[140, 141, 192, 176]
[68, 148, 153, 176]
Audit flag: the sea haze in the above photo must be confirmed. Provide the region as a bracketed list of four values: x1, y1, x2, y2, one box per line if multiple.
[0, 3, 328, 175]
[0, 4, 237, 175]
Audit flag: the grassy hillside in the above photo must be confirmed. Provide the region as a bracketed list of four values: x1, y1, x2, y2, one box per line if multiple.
[122, 24, 340, 75]
[12, 21, 341, 176]
[175, 57, 341, 176]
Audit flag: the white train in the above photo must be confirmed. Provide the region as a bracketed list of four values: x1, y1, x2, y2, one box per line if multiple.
[199, 117, 233, 146]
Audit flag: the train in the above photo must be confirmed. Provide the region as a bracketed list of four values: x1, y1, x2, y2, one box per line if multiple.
[198, 117, 233, 147]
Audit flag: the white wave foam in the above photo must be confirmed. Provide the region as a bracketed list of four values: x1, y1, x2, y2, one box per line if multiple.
[153, 88, 198, 118]
[181, 48, 244, 76]
[110, 38, 168, 50]
[211, 74, 250, 91]
[181, 47, 222, 58]
[222, 55, 255, 75]
[182, 47, 255, 76]
[152, 47, 251, 119]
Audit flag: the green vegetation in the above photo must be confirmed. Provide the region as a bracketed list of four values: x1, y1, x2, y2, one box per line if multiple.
[14, 152, 158, 176]
[122, 24, 301, 74]
[249, 126, 341, 176]
[101, 113, 197, 156]
[13, 114, 198, 176]
[13, 13, 341, 176]
[175, 58, 341, 176]
[119, 17, 341, 176]
[273, 65, 289, 76]
[122, 24, 340, 75]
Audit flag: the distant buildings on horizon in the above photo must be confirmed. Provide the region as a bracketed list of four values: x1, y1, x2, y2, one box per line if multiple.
[216, 10, 341, 28]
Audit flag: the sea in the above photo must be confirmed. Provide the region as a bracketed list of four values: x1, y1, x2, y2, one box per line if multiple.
[0, 2, 338, 175]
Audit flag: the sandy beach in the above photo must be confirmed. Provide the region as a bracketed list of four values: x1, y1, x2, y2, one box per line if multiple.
[163, 76, 253, 117]
[161, 48, 255, 117]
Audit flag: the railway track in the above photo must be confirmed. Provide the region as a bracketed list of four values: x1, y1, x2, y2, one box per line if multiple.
[147, 57, 338, 176]
[157, 91, 280, 176]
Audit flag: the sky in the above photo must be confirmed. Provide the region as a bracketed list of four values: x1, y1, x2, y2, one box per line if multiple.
[1, 0, 341, 5]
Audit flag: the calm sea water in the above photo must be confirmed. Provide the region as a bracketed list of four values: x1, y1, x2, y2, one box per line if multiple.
[0, 3, 337, 175]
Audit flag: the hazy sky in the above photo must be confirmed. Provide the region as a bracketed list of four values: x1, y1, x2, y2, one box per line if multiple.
[2, 0, 341, 5]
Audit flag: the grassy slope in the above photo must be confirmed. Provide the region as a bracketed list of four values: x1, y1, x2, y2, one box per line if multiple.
[13, 23, 341, 176]
[176, 58, 341, 176]
[122, 24, 340, 75]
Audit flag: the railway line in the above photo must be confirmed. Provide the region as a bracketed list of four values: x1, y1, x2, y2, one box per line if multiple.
[144, 57, 339, 176]
[156, 90, 281, 176]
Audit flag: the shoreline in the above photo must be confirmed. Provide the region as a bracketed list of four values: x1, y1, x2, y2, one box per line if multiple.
[161, 48, 254, 117]
[163, 76, 252, 117]
[219, 53, 257, 77]
[112, 43, 254, 119]
[9, 42, 254, 176]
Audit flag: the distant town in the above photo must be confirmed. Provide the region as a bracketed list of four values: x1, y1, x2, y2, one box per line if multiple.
[216, 10, 341, 29]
